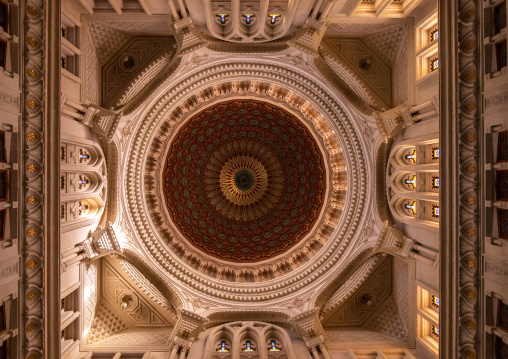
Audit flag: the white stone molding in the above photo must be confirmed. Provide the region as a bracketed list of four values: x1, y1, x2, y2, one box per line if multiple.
[119, 48, 377, 305]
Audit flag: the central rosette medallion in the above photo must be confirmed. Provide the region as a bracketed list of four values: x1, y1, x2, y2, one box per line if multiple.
[163, 100, 326, 262]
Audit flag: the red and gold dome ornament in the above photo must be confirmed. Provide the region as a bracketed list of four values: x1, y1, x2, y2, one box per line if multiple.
[163, 100, 326, 262]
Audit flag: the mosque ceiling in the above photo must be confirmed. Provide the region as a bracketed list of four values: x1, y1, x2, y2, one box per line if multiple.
[162, 100, 327, 262]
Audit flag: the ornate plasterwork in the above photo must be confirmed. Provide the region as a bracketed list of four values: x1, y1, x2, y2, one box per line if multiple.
[88, 21, 132, 64]
[87, 303, 130, 344]
[321, 256, 380, 315]
[84, 261, 99, 333]
[325, 329, 397, 343]
[322, 258, 392, 327]
[121, 49, 374, 303]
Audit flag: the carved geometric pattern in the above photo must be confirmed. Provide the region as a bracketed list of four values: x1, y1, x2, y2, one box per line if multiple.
[362, 24, 407, 66]
[496, 170, 508, 200]
[325, 329, 397, 343]
[326, 23, 392, 35]
[99, 20, 172, 34]
[499, 130, 508, 162]
[86, 31, 98, 103]
[84, 262, 98, 333]
[321, 256, 380, 314]
[323, 38, 391, 106]
[393, 258, 410, 330]
[162, 100, 326, 262]
[102, 37, 176, 108]
[98, 332, 171, 346]
[87, 303, 129, 344]
[88, 21, 131, 64]
[102, 259, 170, 326]
[365, 297, 408, 342]
[396, 34, 409, 105]
[323, 258, 392, 327]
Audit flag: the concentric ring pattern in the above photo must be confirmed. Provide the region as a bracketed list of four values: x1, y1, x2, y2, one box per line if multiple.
[163, 100, 326, 262]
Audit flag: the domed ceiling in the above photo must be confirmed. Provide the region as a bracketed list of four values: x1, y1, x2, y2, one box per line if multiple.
[162, 100, 326, 262]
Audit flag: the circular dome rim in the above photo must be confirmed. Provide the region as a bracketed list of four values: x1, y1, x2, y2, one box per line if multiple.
[159, 99, 329, 263]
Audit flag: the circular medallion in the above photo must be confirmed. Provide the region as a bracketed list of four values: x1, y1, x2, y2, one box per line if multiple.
[163, 100, 326, 262]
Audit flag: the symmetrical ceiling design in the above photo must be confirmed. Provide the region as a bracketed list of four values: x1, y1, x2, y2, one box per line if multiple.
[162, 100, 326, 262]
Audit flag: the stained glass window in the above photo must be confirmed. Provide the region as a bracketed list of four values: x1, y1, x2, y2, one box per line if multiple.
[79, 149, 90, 163]
[60, 205, 65, 219]
[431, 325, 439, 338]
[430, 28, 438, 42]
[217, 340, 229, 352]
[431, 295, 440, 308]
[405, 201, 416, 215]
[404, 175, 416, 189]
[432, 205, 440, 218]
[78, 176, 89, 189]
[243, 14, 254, 24]
[432, 176, 440, 189]
[78, 201, 89, 215]
[430, 57, 439, 71]
[60, 146, 66, 161]
[269, 14, 281, 24]
[243, 341, 255, 351]
[269, 340, 281, 351]
[405, 149, 416, 163]
[432, 147, 440, 160]
[217, 14, 229, 24]
[60, 175, 65, 190]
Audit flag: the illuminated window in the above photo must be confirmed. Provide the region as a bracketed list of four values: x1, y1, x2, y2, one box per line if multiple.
[60, 176, 65, 189]
[79, 149, 90, 163]
[243, 14, 254, 24]
[243, 341, 255, 352]
[432, 147, 440, 160]
[217, 13, 229, 24]
[78, 176, 89, 189]
[431, 325, 439, 338]
[60, 146, 66, 161]
[405, 201, 416, 215]
[432, 205, 440, 218]
[432, 176, 440, 189]
[269, 14, 281, 24]
[404, 175, 416, 189]
[60, 205, 65, 219]
[430, 57, 439, 71]
[430, 28, 438, 42]
[78, 201, 89, 215]
[431, 295, 440, 308]
[405, 149, 416, 163]
[269, 340, 281, 351]
[217, 340, 229, 352]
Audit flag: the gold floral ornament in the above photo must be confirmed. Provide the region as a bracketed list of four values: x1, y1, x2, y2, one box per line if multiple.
[26, 259, 37, 269]
[26, 132, 38, 142]
[27, 68, 38, 78]
[26, 195, 38, 205]
[26, 36, 38, 47]
[26, 227, 38, 237]
[26, 163, 39, 173]
[26, 321, 38, 333]
[25, 291, 38, 301]
[465, 289, 477, 299]
[26, 99, 38, 110]
[27, 5, 40, 16]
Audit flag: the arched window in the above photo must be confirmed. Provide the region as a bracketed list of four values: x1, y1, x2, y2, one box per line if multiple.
[242, 340, 255, 351]
[216, 340, 230, 352]
[268, 339, 281, 351]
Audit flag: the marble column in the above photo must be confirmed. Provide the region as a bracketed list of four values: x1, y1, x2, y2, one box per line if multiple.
[169, 346, 179, 359]
[319, 343, 331, 359]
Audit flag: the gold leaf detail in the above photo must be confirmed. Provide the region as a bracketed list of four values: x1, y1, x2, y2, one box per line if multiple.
[26, 132, 38, 142]
[27, 68, 38, 78]
[465, 320, 477, 330]
[465, 196, 477, 205]
[464, 99, 477, 112]
[465, 290, 477, 299]
[25, 291, 38, 301]
[465, 227, 477, 236]
[27, 36, 38, 47]
[26, 100, 38, 109]
[27, 5, 39, 16]
[464, 131, 477, 143]
[465, 163, 477, 174]
[26, 163, 38, 173]
[464, 350, 476, 359]
[26, 321, 37, 333]
[26, 227, 38, 237]
[465, 258, 477, 269]
[26, 195, 38, 205]
[26, 259, 37, 269]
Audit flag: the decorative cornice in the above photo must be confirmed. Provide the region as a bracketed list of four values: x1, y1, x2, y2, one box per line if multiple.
[120, 55, 374, 303]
